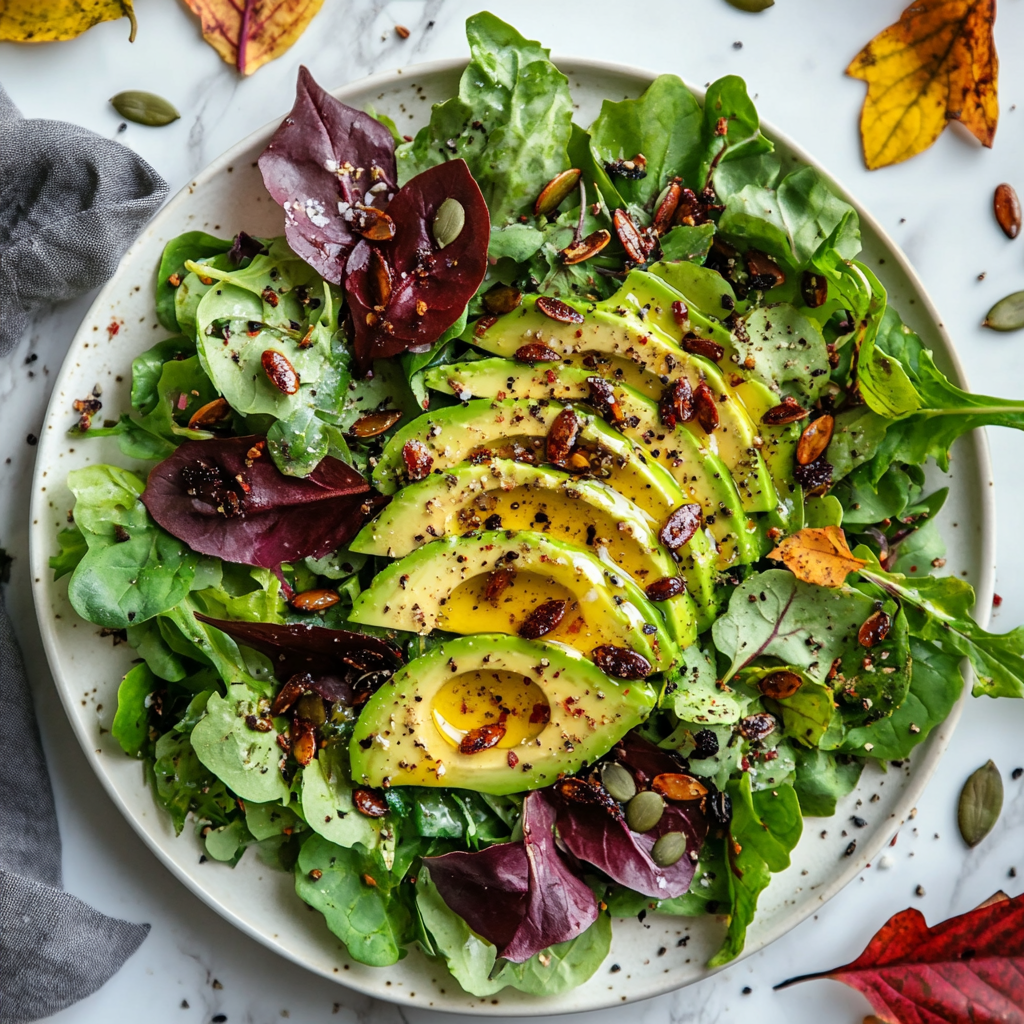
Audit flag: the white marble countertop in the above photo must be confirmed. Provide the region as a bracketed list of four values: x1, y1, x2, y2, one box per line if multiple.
[5, 1, 1024, 1021]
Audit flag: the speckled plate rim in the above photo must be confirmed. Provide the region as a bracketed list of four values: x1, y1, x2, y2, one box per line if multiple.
[29, 55, 994, 1015]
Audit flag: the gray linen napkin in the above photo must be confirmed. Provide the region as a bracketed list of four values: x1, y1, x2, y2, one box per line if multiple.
[0, 85, 167, 354]
[0, 85, 168, 1023]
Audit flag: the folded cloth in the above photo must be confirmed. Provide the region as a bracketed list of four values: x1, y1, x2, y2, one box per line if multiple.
[0, 84, 168, 355]
[0, 84, 165, 1023]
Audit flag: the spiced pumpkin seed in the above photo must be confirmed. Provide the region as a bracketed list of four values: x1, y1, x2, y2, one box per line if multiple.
[651, 831, 687, 867]
[110, 90, 180, 127]
[534, 168, 582, 217]
[994, 183, 1021, 239]
[625, 790, 664, 833]
[432, 197, 465, 249]
[601, 762, 637, 803]
[958, 760, 1003, 847]
[983, 290, 1024, 331]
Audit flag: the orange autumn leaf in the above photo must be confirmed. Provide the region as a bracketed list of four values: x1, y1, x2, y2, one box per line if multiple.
[0, 0, 136, 42]
[768, 527, 866, 589]
[847, 0, 998, 170]
[182, 0, 325, 76]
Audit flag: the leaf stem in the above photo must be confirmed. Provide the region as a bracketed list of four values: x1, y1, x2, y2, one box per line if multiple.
[237, 0, 256, 74]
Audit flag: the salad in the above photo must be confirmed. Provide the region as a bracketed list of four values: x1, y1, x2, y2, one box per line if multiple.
[52, 13, 1024, 998]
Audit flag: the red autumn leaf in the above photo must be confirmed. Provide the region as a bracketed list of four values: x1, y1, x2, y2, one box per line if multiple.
[344, 159, 490, 375]
[776, 891, 1024, 1023]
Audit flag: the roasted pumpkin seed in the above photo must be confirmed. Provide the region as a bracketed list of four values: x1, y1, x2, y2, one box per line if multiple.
[601, 762, 637, 803]
[651, 831, 687, 867]
[625, 790, 665, 833]
[994, 183, 1021, 239]
[110, 90, 180, 127]
[535, 168, 582, 217]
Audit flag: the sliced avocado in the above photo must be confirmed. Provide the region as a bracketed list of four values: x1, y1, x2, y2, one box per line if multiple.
[349, 634, 657, 794]
[351, 458, 720, 633]
[374, 398, 684, 524]
[471, 295, 775, 514]
[348, 529, 687, 667]
[423, 358, 762, 569]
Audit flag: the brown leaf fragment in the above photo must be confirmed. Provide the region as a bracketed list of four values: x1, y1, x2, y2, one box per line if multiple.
[846, 0, 999, 170]
[769, 526, 867, 588]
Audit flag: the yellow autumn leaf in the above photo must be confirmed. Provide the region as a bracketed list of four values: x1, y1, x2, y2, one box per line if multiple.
[847, 0, 998, 170]
[182, 0, 325, 76]
[769, 527, 867, 589]
[0, 0, 135, 42]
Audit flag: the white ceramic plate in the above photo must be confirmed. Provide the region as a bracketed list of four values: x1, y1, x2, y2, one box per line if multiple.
[29, 57, 994, 1015]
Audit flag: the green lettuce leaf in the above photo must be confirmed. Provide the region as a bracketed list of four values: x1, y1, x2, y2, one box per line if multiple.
[792, 748, 863, 816]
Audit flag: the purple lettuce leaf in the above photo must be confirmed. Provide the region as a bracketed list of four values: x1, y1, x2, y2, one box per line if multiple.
[555, 733, 709, 899]
[142, 435, 385, 570]
[258, 66, 397, 284]
[194, 615, 401, 703]
[345, 159, 490, 374]
[424, 790, 598, 963]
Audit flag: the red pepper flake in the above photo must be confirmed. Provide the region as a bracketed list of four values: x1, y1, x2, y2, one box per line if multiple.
[994, 593, 1004, 607]
[106, 320, 121, 338]
[507, 750, 519, 768]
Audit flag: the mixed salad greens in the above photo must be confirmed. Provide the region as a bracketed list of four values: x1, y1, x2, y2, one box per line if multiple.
[53, 13, 1024, 998]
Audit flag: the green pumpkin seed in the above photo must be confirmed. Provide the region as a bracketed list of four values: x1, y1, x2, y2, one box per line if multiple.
[724, 0, 774, 10]
[625, 790, 664, 833]
[983, 290, 1024, 331]
[432, 197, 465, 249]
[601, 762, 636, 803]
[110, 91, 180, 127]
[651, 831, 687, 867]
[958, 759, 1003, 847]
[296, 692, 326, 727]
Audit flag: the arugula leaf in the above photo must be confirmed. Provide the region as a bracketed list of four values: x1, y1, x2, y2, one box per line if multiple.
[792, 747, 863, 816]
[834, 602, 911, 725]
[65, 465, 198, 628]
[50, 526, 87, 580]
[416, 868, 612, 996]
[587, 75, 703, 213]
[295, 835, 412, 966]
[868, 307, 1024, 475]
[709, 775, 802, 966]
[112, 663, 155, 757]
[155, 232, 231, 332]
[712, 568, 873, 683]
[855, 552, 1024, 699]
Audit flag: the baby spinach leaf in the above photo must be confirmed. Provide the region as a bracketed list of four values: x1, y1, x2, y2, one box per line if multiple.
[204, 817, 255, 864]
[258, 67, 397, 285]
[300, 742, 383, 849]
[833, 603, 911, 726]
[130, 335, 196, 415]
[712, 569, 872, 683]
[718, 166, 860, 268]
[66, 465, 198, 628]
[244, 800, 303, 841]
[659, 223, 715, 263]
[709, 775, 801, 966]
[112, 662, 155, 757]
[736, 304, 831, 406]
[295, 835, 411, 966]
[792, 747, 863, 817]
[396, 13, 572, 232]
[745, 666, 833, 747]
[666, 643, 748, 724]
[833, 638, 963, 760]
[126, 618, 189, 681]
[699, 75, 773, 191]
[588, 75, 703, 212]
[190, 683, 291, 803]
[155, 232, 231, 332]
